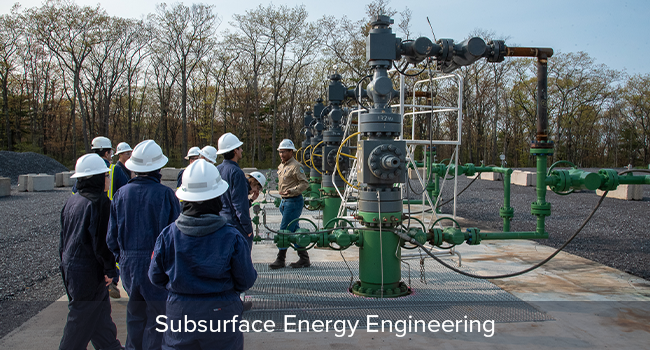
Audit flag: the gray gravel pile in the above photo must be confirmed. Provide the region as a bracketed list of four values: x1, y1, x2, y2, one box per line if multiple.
[405, 168, 650, 280]
[0, 187, 71, 339]
[0, 151, 69, 185]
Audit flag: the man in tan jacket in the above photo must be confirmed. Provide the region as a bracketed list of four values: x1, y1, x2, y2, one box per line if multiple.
[269, 139, 310, 269]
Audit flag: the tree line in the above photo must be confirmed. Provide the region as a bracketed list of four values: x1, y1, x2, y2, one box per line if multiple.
[1, 0, 648, 169]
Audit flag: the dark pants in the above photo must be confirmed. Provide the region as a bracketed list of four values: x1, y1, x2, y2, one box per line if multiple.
[162, 296, 244, 350]
[59, 265, 122, 350]
[121, 258, 167, 350]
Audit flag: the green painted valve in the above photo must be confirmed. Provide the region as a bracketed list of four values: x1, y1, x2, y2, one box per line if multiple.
[274, 197, 281, 208]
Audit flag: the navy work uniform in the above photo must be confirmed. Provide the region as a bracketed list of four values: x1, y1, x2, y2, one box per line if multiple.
[107, 171, 181, 350]
[217, 159, 254, 248]
[149, 214, 257, 349]
[59, 175, 122, 350]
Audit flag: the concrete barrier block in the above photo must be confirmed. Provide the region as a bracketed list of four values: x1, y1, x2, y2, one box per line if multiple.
[408, 168, 425, 180]
[27, 174, 55, 192]
[242, 167, 258, 174]
[511, 170, 534, 186]
[596, 185, 643, 201]
[0, 177, 10, 197]
[480, 172, 502, 181]
[161, 167, 181, 181]
[56, 171, 75, 187]
[17, 174, 33, 192]
[466, 173, 480, 179]
[63, 171, 76, 186]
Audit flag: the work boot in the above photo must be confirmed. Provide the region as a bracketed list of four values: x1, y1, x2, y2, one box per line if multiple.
[269, 249, 287, 269]
[243, 301, 253, 312]
[290, 250, 311, 268]
[108, 282, 121, 299]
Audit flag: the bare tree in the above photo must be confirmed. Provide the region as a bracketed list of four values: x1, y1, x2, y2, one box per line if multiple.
[155, 2, 219, 162]
[0, 5, 22, 150]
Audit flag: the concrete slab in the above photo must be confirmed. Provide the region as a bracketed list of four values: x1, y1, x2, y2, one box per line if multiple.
[27, 174, 55, 192]
[2, 212, 649, 349]
[0, 177, 10, 197]
[596, 184, 644, 201]
[161, 167, 181, 181]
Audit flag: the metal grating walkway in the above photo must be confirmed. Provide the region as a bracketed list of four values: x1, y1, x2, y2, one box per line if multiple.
[243, 260, 552, 330]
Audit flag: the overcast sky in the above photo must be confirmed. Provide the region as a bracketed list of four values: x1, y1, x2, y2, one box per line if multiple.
[2, 0, 649, 75]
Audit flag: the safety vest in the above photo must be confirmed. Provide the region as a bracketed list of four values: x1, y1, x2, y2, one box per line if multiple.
[107, 164, 115, 200]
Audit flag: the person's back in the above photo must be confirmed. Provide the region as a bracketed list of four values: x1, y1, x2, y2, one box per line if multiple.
[106, 140, 180, 350]
[149, 159, 256, 350]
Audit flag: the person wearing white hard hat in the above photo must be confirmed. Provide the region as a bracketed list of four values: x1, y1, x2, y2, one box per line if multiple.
[115, 142, 133, 179]
[269, 139, 310, 269]
[176, 146, 201, 188]
[59, 153, 123, 350]
[149, 160, 257, 349]
[73, 136, 129, 201]
[107, 140, 181, 350]
[245, 171, 267, 205]
[216, 133, 255, 250]
[198, 145, 218, 164]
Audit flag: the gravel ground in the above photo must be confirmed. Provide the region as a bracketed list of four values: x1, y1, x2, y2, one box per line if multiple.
[405, 168, 650, 280]
[0, 151, 70, 185]
[0, 168, 648, 339]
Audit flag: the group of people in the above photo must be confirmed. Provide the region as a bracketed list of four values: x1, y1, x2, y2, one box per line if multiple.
[58, 133, 310, 349]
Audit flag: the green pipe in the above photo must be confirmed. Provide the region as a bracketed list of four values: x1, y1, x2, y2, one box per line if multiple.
[500, 172, 514, 232]
[403, 199, 424, 204]
[478, 231, 548, 240]
[531, 152, 551, 235]
[618, 175, 650, 185]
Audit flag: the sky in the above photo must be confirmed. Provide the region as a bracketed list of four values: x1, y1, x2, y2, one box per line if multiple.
[2, 0, 649, 75]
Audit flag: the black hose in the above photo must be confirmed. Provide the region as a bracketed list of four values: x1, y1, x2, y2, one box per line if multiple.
[398, 189, 609, 279]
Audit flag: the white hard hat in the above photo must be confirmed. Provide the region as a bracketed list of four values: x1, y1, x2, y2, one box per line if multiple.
[277, 139, 296, 151]
[185, 146, 201, 159]
[70, 153, 111, 179]
[216, 133, 243, 154]
[198, 145, 218, 163]
[91, 136, 112, 150]
[176, 159, 229, 202]
[115, 142, 132, 155]
[249, 171, 266, 187]
[125, 140, 168, 172]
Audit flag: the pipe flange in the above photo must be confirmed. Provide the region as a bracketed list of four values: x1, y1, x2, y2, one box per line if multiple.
[368, 144, 405, 179]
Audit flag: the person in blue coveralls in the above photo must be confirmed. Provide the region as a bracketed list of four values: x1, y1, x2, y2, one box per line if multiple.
[149, 159, 257, 350]
[107, 140, 181, 350]
[73, 136, 130, 201]
[115, 142, 133, 179]
[176, 146, 201, 188]
[59, 153, 123, 350]
[215, 133, 254, 250]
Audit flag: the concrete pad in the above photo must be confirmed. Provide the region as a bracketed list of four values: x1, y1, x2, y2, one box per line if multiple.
[511, 170, 536, 187]
[0, 177, 10, 197]
[17, 174, 33, 192]
[3, 212, 649, 349]
[27, 174, 54, 192]
[161, 167, 181, 181]
[596, 184, 644, 200]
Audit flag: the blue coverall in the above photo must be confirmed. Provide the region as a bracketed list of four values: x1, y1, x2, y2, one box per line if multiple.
[217, 160, 254, 248]
[59, 192, 122, 350]
[116, 160, 132, 179]
[149, 214, 257, 350]
[107, 173, 181, 350]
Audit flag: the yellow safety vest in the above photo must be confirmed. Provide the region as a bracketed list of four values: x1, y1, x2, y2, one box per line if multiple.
[107, 164, 115, 200]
